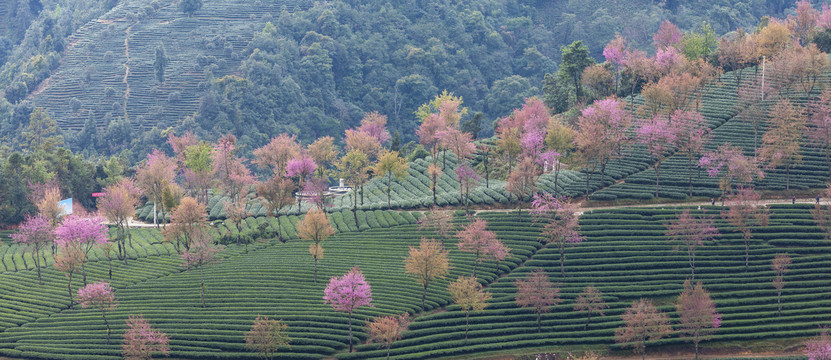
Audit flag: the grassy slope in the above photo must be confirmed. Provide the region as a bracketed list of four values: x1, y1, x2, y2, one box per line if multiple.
[0, 208, 828, 359]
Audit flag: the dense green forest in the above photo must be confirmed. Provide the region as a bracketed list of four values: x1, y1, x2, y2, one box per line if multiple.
[0, 0, 803, 159]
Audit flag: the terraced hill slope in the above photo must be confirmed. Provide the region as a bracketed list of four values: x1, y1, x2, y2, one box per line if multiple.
[0, 207, 828, 359]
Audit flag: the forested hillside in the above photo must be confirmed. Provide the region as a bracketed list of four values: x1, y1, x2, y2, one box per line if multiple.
[0, 0, 788, 159]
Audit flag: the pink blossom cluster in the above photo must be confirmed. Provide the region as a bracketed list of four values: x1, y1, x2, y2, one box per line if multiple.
[77, 281, 117, 310]
[324, 266, 373, 312]
[286, 156, 317, 180]
[123, 314, 170, 358]
[821, 4, 831, 30]
[10, 215, 53, 246]
[54, 216, 108, 248]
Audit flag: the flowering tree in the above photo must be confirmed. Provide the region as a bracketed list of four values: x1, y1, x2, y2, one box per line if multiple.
[367, 313, 410, 360]
[297, 208, 335, 283]
[10, 215, 53, 284]
[665, 209, 720, 281]
[575, 98, 632, 197]
[55, 216, 108, 286]
[374, 151, 409, 209]
[700, 143, 763, 199]
[448, 276, 491, 341]
[181, 235, 223, 308]
[286, 155, 317, 212]
[122, 314, 170, 360]
[672, 110, 712, 196]
[654, 20, 683, 50]
[99, 178, 141, 263]
[256, 176, 295, 242]
[78, 282, 118, 344]
[811, 185, 831, 241]
[759, 99, 806, 190]
[514, 268, 561, 333]
[805, 327, 831, 360]
[135, 150, 177, 227]
[604, 34, 627, 92]
[54, 245, 85, 307]
[456, 219, 497, 277]
[213, 134, 255, 205]
[405, 238, 451, 311]
[637, 114, 677, 198]
[811, 90, 831, 179]
[308, 136, 339, 179]
[506, 158, 538, 221]
[245, 315, 291, 360]
[614, 298, 672, 360]
[224, 200, 250, 249]
[676, 280, 722, 360]
[324, 266, 373, 352]
[164, 197, 208, 253]
[417, 112, 447, 165]
[356, 112, 391, 145]
[427, 163, 442, 206]
[455, 163, 481, 214]
[723, 187, 770, 270]
[574, 285, 608, 330]
[253, 134, 301, 178]
[772, 253, 792, 317]
[438, 127, 476, 163]
[417, 207, 454, 246]
[531, 193, 583, 277]
[788, 0, 818, 46]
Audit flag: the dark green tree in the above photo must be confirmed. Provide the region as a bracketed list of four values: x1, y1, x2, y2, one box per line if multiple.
[154, 43, 168, 84]
[179, 0, 202, 17]
[558, 41, 594, 103]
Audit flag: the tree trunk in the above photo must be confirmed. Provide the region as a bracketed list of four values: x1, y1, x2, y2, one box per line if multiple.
[348, 311, 354, 352]
[473, 250, 479, 278]
[600, 162, 607, 188]
[422, 281, 428, 311]
[786, 162, 790, 190]
[387, 172, 392, 209]
[386, 345, 391, 360]
[689, 250, 695, 282]
[67, 273, 74, 308]
[82, 263, 87, 287]
[432, 174, 437, 206]
[277, 215, 284, 242]
[35, 249, 42, 285]
[655, 162, 661, 199]
[777, 290, 782, 316]
[584, 312, 591, 330]
[689, 157, 694, 197]
[554, 162, 561, 196]
[314, 257, 318, 284]
[442, 149, 447, 170]
[517, 203, 522, 223]
[585, 170, 592, 200]
[124, 223, 131, 265]
[360, 184, 364, 206]
[103, 310, 111, 345]
[537, 312, 541, 333]
[642, 345, 646, 360]
[108, 257, 112, 280]
[465, 311, 470, 341]
[200, 266, 206, 308]
[484, 154, 490, 188]
[744, 239, 750, 271]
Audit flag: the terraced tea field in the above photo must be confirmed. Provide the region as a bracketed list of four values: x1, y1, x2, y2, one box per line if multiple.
[0, 207, 828, 359]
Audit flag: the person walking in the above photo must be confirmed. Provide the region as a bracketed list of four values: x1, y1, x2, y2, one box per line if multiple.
[817, 195, 821, 205]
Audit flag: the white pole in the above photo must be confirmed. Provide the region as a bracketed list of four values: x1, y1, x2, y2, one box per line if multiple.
[761, 56, 766, 101]
[153, 202, 157, 226]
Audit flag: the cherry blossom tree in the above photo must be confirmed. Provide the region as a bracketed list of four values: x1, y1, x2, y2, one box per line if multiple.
[760, 99, 806, 190]
[181, 234, 223, 308]
[665, 209, 720, 281]
[614, 298, 672, 360]
[637, 114, 677, 198]
[10, 215, 53, 284]
[700, 143, 763, 199]
[122, 314, 170, 360]
[788, 0, 818, 46]
[531, 193, 583, 277]
[297, 208, 335, 284]
[654, 20, 683, 50]
[253, 134, 301, 178]
[308, 136, 339, 179]
[514, 268, 561, 333]
[324, 266, 373, 352]
[805, 327, 831, 360]
[575, 98, 632, 197]
[367, 313, 410, 360]
[456, 218, 497, 277]
[54, 245, 85, 307]
[438, 127, 475, 163]
[447, 276, 491, 341]
[55, 216, 108, 286]
[245, 315, 291, 360]
[672, 110, 712, 196]
[506, 158, 538, 221]
[78, 281, 118, 344]
[405, 238, 451, 311]
[604, 34, 627, 92]
[213, 134, 255, 205]
[811, 90, 831, 179]
[723, 187, 770, 270]
[345, 128, 383, 162]
[417, 207, 454, 246]
[287, 155, 317, 213]
[356, 112, 392, 145]
[455, 163, 481, 214]
[164, 197, 208, 253]
[135, 150, 176, 227]
[676, 280, 722, 360]
[427, 163, 442, 206]
[256, 176, 295, 242]
[374, 150, 409, 209]
[811, 185, 831, 241]
[574, 285, 608, 330]
[99, 178, 141, 263]
[772, 253, 792, 317]
[417, 113, 446, 166]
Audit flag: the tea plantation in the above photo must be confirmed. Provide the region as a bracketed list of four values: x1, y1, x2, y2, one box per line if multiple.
[0, 206, 828, 359]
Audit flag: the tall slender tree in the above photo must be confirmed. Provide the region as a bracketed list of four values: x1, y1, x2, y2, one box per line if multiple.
[665, 209, 720, 281]
[324, 266, 373, 352]
[297, 208, 335, 284]
[514, 269, 561, 333]
[615, 299, 672, 360]
[448, 276, 491, 342]
[404, 238, 451, 311]
[676, 280, 722, 360]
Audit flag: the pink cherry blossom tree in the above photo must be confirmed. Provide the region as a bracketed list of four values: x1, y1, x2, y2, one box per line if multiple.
[772, 253, 792, 317]
[654, 20, 683, 50]
[122, 314, 170, 360]
[531, 193, 583, 277]
[811, 89, 831, 180]
[673, 110, 712, 196]
[135, 150, 177, 227]
[575, 98, 632, 197]
[98, 178, 141, 263]
[676, 280, 722, 360]
[604, 34, 627, 92]
[10, 215, 53, 284]
[78, 281, 118, 344]
[455, 163, 481, 214]
[55, 216, 108, 286]
[665, 209, 720, 281]
[212, 134, 255, 205]
[637, 114, 678, 198]
[700, 143, 763, 200]
[181, 235, 224, 308]
[805, 326, 831, 360]
[723, 187, 770, 270]
[456, 218, 498, 278]
[514, 268, 561, 333]
[286, 155, 317, 213]
[323, 266, 373, 352]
